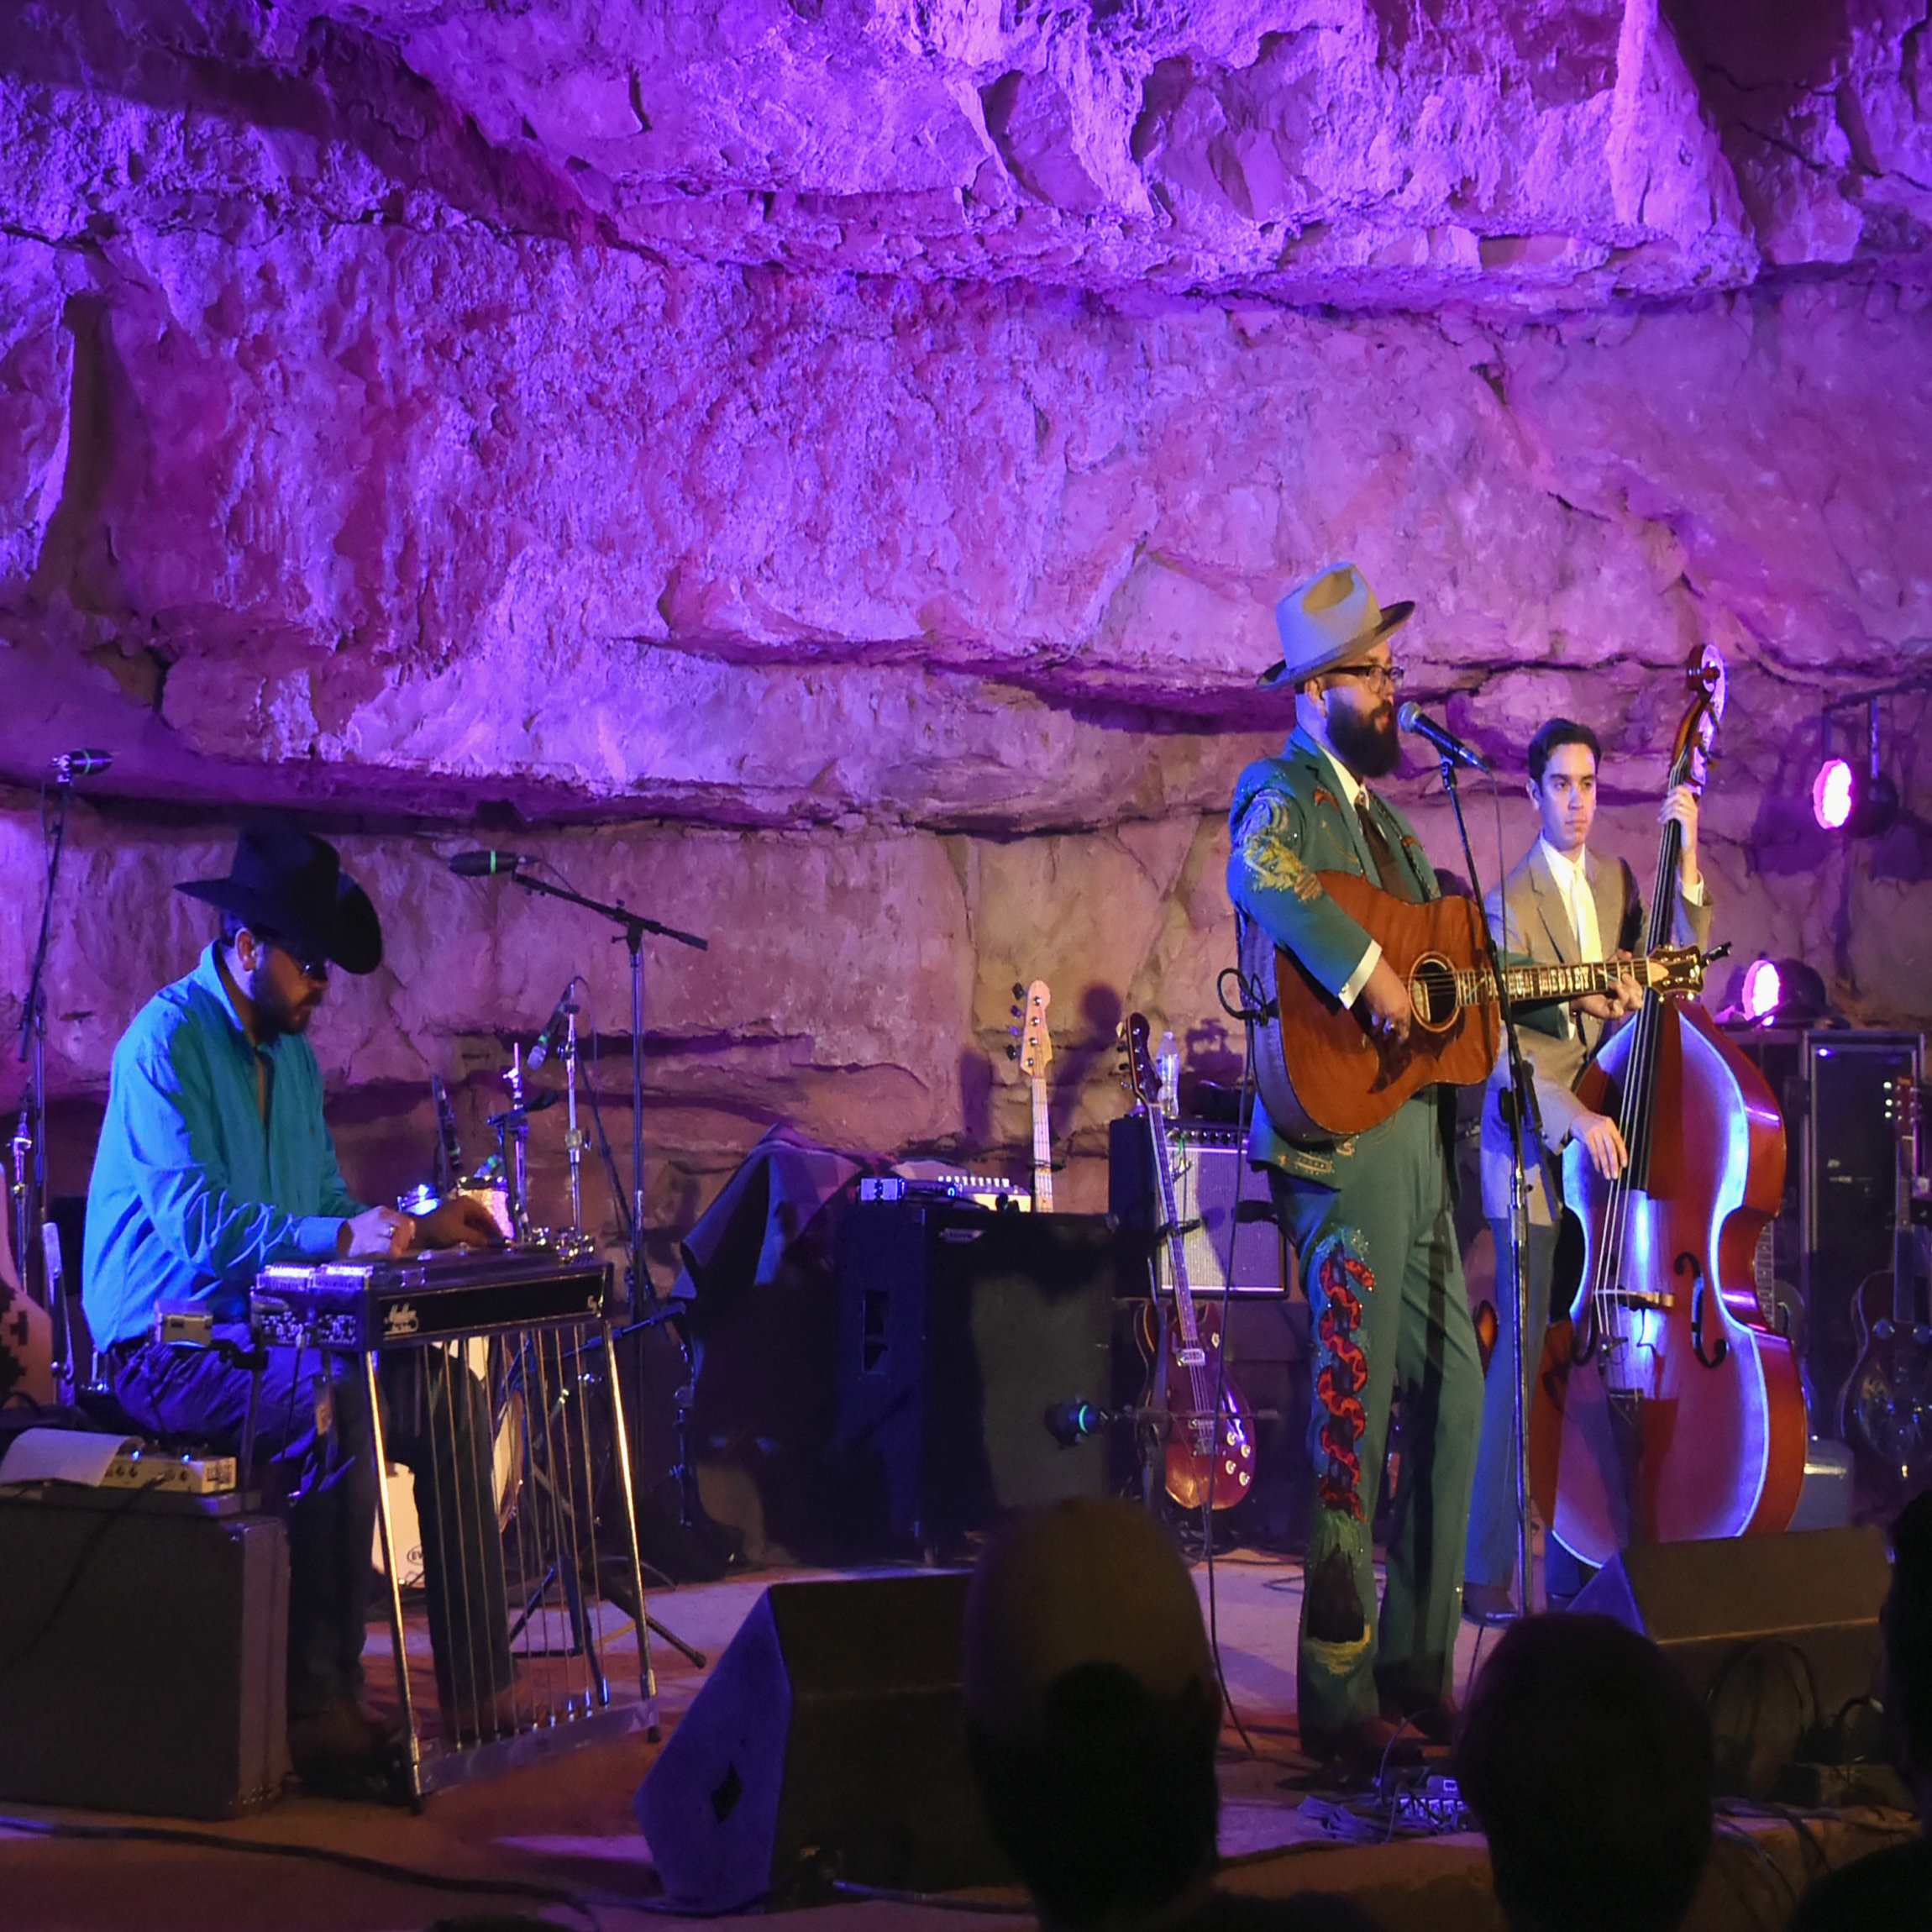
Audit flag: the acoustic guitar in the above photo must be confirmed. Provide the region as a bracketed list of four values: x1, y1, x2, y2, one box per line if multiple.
[1840, 1073, 1932, 1501]
[1238, 874, 1713, 1137]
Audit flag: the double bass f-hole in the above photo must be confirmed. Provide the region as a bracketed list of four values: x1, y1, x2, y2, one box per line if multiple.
[1679, 1252, 1729, 1370]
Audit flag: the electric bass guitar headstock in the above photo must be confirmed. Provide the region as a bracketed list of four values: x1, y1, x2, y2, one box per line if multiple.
[1013, 980, 1053, 1079]
[1117, 1012, 1159, 1115]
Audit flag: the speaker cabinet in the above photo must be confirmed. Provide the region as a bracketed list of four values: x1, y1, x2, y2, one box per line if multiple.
[1727, 1026, 1922, 1430]
[0, 1488, 288, 1817]
[633, 1572, 1007, 1909]
[1571, 1525, 1890, 1794]
[1109, 1117, 1285, 1297]
[832, 1205, 1115, 1553]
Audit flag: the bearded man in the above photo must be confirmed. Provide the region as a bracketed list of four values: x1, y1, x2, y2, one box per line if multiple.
[1226, 564, 1492, 1767]
[84, 824, 510, 1788]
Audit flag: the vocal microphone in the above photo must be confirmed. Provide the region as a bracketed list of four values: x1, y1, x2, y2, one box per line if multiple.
[1396, 702, 1492, 774]
[50, 748, 113, 782]
[526, 979, 578, 1071]
[448, 849, 535, 877]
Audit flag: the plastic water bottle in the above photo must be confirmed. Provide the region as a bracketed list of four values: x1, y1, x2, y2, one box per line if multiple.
[1158, 1029, 1182, 1115]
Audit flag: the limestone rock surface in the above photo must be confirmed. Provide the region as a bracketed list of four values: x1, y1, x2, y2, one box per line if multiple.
[3, 0, 1932, 1243]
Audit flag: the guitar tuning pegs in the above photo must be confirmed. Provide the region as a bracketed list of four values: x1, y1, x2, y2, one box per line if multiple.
[1012, 983, 1025, 999]
[1006, 1045, 1018, 1060]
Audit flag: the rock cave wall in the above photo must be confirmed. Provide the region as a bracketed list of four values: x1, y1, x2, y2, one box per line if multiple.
[3, 1, 1932, 1257]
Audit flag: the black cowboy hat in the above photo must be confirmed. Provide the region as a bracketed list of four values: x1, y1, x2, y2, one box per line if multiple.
[177, 823, 383, 976]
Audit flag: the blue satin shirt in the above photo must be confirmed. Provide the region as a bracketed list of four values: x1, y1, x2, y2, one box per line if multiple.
[83, 944, 365, 1347]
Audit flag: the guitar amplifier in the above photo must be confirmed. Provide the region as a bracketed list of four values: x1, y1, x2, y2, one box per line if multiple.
[0, 1486, 288, 1817]
[1108, 1117, 1286, 1297]
[831, 1205, 1117, 1553]
[1726, 1026, 1923, 1431]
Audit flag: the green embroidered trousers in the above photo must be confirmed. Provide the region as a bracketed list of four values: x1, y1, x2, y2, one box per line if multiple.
[1266, 1094, 1486, 1735]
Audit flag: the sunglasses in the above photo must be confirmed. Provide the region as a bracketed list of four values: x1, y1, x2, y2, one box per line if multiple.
[254, 932, 330, 981]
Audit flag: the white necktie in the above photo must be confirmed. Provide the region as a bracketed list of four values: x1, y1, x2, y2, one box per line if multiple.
[1570, 866, 1599, 960]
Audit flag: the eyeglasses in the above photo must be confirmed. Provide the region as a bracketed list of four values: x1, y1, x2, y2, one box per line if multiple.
[261, 937, 330, 982]
[1326, 661, 1406, 692]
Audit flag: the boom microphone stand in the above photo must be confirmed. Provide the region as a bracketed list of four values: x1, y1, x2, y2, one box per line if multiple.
[14, 756, 98, 1396]
[1431, 752, 1548, 1619]
[480, 868, 708, 1312]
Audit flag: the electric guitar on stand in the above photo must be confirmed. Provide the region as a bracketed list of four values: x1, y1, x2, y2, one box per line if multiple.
[1011, 979, 1056, 1212]
[0, 1164, 55, 1410]
[1121, 1014, 1255, 1512]
[1841, 1073, 1932, 1502]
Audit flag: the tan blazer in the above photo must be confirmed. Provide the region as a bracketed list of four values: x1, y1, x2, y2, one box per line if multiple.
[1478, 842, 1714, 1222]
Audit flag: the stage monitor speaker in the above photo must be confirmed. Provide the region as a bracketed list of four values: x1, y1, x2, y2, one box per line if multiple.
[1109, 1117, 1285, 1297]
[0, 1488, 288, 1817]
[832, 1205, 1115, 1552]
[1571, 1525, 1891, 1795]
[633, 1572, 1008, 1910]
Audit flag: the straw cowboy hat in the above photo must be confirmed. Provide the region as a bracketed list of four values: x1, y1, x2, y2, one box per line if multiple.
[1259, 562, 1415, 689]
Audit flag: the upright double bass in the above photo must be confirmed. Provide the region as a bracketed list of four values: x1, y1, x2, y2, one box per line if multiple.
[1530, 647, 1807, 1564]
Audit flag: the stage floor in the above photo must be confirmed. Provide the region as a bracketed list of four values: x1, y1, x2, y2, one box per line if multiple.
[0, 1548, 1913, 1932]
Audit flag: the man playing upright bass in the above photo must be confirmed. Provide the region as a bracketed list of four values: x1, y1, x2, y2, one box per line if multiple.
[1462, 718, 1713, 1617]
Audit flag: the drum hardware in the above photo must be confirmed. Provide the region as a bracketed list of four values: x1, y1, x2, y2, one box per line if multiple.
[447, 853, 710, 1320]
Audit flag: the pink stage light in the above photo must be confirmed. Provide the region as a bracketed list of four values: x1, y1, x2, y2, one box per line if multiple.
[1742, 958, 1782, 1021]
[1812, 758, 1855, 830]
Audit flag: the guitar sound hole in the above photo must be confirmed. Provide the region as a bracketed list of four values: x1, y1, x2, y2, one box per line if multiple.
[1410, 956, 1459, 1031]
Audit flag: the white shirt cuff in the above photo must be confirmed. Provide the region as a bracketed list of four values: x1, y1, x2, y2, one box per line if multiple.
[1680, 872, 1709, 907]
[1338, 939, 1383, 1009]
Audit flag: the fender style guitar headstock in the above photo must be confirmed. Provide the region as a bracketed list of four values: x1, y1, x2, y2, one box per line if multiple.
[1016, 980, 1053, 1079]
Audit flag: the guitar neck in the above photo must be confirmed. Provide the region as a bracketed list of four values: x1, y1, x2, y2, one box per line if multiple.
[1146, 1112, 1200, 1341]
[1031, 1077, 1054, 1213]
[1459, 955, 1654, 1007]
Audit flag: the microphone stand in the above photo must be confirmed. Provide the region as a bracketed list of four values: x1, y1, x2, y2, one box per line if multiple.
[13, 773, 76, 1394]
[1432, 750, 1546, 1619]
[496, 872, 708, 1316]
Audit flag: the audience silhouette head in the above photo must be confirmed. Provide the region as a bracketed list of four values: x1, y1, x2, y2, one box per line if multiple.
[1788, 1493, 1932, 1930]
[1883, 1487, 1932, 1809]
[1455, 1613, 1712, 1932]
[963, 1499, 1222, 1932]
[963, 1499, 1379, 1932]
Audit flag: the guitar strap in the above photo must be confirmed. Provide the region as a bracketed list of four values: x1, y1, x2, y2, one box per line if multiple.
[1356, 797, 1420, 904]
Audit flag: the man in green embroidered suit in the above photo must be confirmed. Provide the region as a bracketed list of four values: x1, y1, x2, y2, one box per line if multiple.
[1226, 562, 1488, 1767]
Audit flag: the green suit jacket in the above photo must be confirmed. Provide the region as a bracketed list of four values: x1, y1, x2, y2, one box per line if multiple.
[1226, 728, 1556, 1184]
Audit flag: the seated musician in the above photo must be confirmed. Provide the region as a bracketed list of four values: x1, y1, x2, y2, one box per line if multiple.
[82, 824, 511, 1788]
[1463, 718, 1713, 1619]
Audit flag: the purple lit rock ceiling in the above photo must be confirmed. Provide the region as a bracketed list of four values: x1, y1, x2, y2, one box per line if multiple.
[3, 2, 1931, 1216]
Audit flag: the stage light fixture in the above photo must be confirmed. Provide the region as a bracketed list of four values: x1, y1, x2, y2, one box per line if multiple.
[1810, 759, 1854, 831]
[1741, 957, 1782, 1021]
[1811, 695, 1899, 837]
[1733, 955, 1831, 1026]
